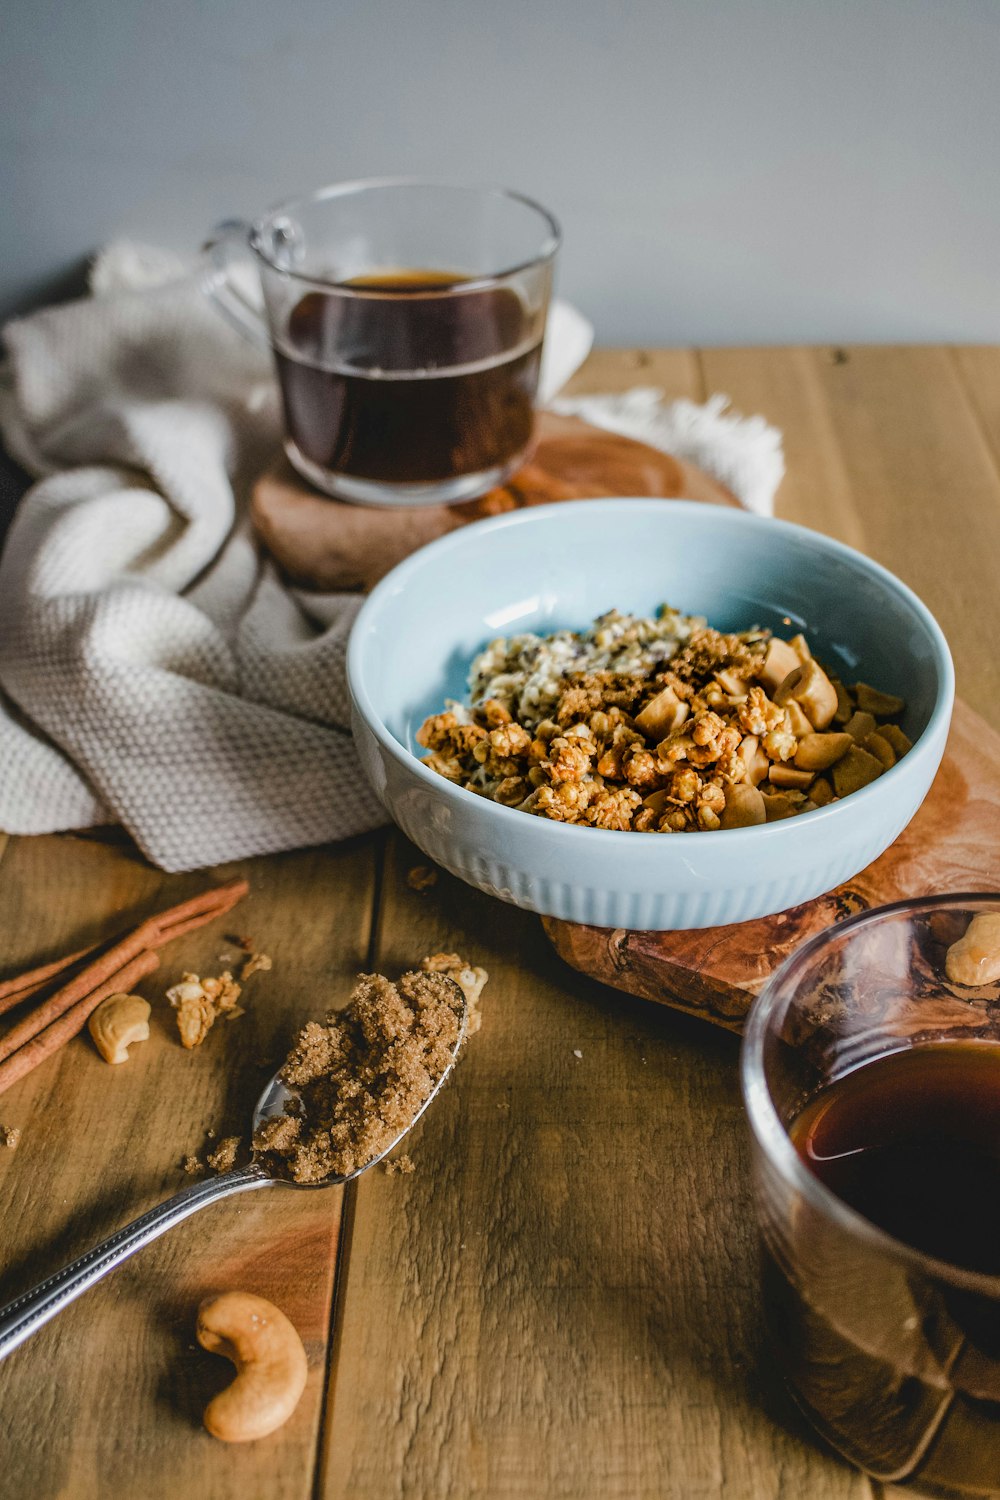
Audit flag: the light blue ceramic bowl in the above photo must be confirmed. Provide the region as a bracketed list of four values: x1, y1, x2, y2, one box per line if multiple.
[348, 500, 954, 930]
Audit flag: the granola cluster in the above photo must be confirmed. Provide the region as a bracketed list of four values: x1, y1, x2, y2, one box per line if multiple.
[166, 950, 272, 1048]
[417, 613, 909, 832]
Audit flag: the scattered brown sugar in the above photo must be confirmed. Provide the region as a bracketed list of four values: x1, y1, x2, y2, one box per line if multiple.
[253, 959, 486, 1184]
[407, 864, 439, 892]
[384, 1154, 416, 1176]
[0, 1124, 21, 1149]
[182, 1153, 203, 1176]
[206, 1135, 241, 1174]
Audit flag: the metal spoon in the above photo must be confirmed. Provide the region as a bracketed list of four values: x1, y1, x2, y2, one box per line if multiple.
[0, 991, 467, 1361]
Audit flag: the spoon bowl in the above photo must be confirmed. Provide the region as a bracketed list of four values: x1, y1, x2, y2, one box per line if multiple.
[0, 986, 468, 1358]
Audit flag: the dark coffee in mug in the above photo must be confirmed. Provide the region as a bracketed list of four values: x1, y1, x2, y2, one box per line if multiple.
[764, 1042, 1000, 1494]
[273, 270, 542, 486]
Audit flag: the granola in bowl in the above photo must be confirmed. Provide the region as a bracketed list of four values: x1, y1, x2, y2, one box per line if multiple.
[416, 607, 908, 833]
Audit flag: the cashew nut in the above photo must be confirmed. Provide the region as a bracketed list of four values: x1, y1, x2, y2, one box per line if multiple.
[197, 1291, 308, 1442]
[87, 992, 151, 1065]
[854, 681, 905, 718]
[945, 914, 1000, 988]
[773, 660, 839, 730]
[768, 764, 815, 791]
[879, 722, 912, 757]
[793, 732, 854, 771]
[758, 638, 801, 692]
[737, 734, 770, 787]
[783, 700, 814, 738]
[863, 730, 897, 770]
[831, 744, 884, 796]
[760, 791, 801, 822]
[720, 783, 766, 828]
[843, 710, 878, 743]
[635, 685, 688, 738]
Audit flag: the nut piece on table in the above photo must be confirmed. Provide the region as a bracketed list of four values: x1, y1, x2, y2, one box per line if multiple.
[773, 660, 839, 730]
[167, 970, 243, 1048]
[87, 992, 151, 1065]
[794, 732, 854, 771]
[831, 744, 884, 796]
[720, 784, 766, 829]
[240, 952, 272, 982]
[197, 1291, 308, 1443]
[945, 913, 1000, 988]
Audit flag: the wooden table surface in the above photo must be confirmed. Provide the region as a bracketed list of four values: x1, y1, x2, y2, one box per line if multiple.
[2, 345, 999, 1499]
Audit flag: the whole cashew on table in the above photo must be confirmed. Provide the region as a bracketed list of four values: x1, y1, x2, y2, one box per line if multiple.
[197, 1291, 308, 1442]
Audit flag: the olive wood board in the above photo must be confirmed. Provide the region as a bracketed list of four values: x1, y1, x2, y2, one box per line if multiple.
[251, 410, 737, 592]
[544, 699, 1000, 1033]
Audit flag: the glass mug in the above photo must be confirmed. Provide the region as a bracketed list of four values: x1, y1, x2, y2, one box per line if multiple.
[204, 178, 560, 507]
[742, 895, 1000, 1497]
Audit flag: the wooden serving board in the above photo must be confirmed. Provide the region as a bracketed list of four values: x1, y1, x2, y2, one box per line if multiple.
[251, 411, 737, 591]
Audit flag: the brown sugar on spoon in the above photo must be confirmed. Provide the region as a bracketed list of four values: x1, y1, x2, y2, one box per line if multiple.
[254, 957, 487, 1183]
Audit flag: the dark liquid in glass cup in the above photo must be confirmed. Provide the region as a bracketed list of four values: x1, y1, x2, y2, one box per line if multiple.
[274, 270, 542, 487]
[765, 1042, 1000, 1495]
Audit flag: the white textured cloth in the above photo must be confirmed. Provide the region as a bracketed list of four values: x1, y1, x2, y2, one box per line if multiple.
[551, 388, 784, 518]
[0, 241, 784, 870]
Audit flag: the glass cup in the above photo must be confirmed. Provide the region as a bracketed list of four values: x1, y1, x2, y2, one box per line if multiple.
[204, 178, 560, 507]
[741, 894, 1000, 1497]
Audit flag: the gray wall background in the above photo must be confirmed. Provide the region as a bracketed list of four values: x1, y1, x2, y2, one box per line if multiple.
[4, 0, 999, 345]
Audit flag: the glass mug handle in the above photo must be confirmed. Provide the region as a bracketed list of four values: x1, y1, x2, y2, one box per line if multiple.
[201, 219, 270, 349]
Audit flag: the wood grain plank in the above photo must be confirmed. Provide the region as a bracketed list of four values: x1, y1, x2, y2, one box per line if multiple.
[699, 345, 1000, 729]
[561, 346, 704, 402]
[319, 834, 868, 1500]
[0, 830, 379, 1500]
[948, 345, 1000, 481]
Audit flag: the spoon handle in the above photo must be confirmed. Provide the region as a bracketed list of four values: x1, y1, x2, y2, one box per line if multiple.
[0, 1162, 272, 1361]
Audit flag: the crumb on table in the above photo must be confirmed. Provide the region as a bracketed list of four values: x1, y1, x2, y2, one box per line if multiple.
[206, 1135, 241, 1174]
[384, 1154, 416, 1176]
[166, 951, 270, 1049]
[1, 1124, 21, 1150]
[240, 952, 272, 981]
[407, 865, 439, 892]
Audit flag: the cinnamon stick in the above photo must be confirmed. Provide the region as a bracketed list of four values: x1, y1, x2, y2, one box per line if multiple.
[0, 878, 249, 1065]
[0, 942, 101, 1016]
[0, 950, 160, 1097]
